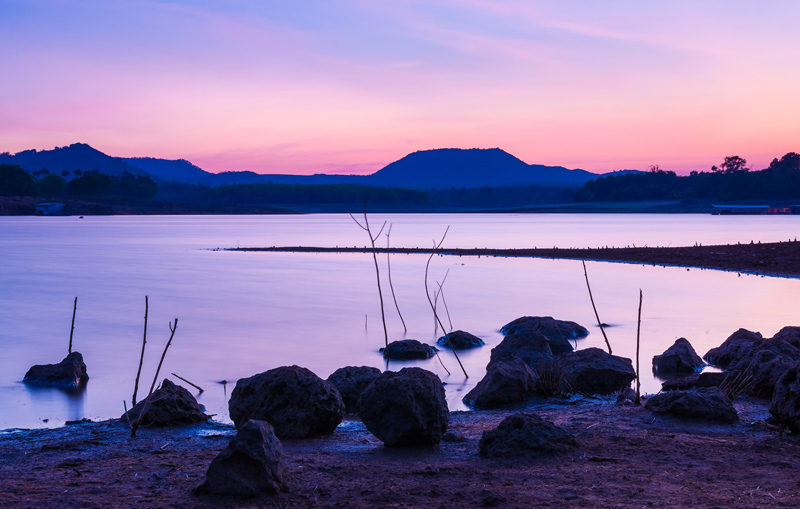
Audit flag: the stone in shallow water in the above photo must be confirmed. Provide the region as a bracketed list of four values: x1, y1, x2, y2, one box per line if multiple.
[379, 339, 437, 360]
[23, 351, 89, 388]
[703, 328, 763, 369]
[645, 387, 738, 423]
[463, 358, 539, 409]
[327, 366, 382, 413]
[557, 347, 635, 395]
[652, 337, 705, 376]
[121, 379, 209, 427]
[436, 330, 485, 350]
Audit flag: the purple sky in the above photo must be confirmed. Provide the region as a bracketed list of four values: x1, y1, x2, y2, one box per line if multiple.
[2, 1, 799, 175]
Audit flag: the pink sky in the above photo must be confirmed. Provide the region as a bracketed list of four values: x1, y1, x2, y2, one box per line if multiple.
[2, 1, 799, 175]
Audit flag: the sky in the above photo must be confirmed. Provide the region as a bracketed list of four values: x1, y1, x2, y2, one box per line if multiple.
[2, 1, 799, 176]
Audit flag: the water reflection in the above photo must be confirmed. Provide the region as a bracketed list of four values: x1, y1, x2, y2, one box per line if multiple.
[24, 382, 87, 424]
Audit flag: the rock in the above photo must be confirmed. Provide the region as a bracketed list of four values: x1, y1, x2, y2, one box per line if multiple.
[437, 330, 485, 350]
[652, 338, 705, 376]
[501, 316, 589, 341]
[769, 365, 800, 432]
[645, 387, 738, 423]
[229, 366, 344, 438]
[326, 366, 382, 412]
[557, 348, 635, 395]
[357, 367, 449, 446]
[724, 341, 800, 399]
[489, 332, 554, 368]
[661, 372, 726, 391]
[194, 420, 287, 497]
[121, 379, 209, 427]
[463, 359, 538, 409]
[23, 351, 89, 388]
[379, 339, 437, 360]
[703, 328, 763, 368]
[772, 326, 800, 349]
[478, 412, 578, 458]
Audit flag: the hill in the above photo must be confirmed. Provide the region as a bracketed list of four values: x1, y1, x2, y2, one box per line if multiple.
[122, 157, 212, 184]
[0, 143, 147, 178]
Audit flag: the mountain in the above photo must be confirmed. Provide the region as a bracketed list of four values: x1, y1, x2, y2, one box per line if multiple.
[365, 148, 596, 189]
[122, 157, 212, 184]
[0, 143, 148, 178]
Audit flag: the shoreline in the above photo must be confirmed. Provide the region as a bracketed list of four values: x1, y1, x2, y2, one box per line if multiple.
[231, 239, 800, 279]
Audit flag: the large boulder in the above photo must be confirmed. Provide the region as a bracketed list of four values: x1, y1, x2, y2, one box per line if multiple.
[478, 413, 578, 458]
[228, 366, 344, 438]
[489, 332, 554, 368]
[769, 365, 800, 432]
[501, 316, 589, 341]
[703, 328, 763, 368]
[772, 326, 800, 349]
[661, 372, 726, 391]
[326, 366, 382, 413]
[23, 351, 89, 388]
[463, 359, 538, 409]
[379, 339, 437, 360]
[557, 348, 635, 395]
[437, 330, 485, 350]
[194, 420, 287, 497]
[724, 341, 800, 399]
[357, 367, 449, 446]
[652, 338, 705, 376]
[645, 387, 738, 423]
[122, 379, 209, 427]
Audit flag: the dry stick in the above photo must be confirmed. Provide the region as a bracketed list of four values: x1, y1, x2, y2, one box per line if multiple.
[132, 295, 149, 406]
[635, 289, 643, 405]
[122, 401, 133, 429]
[349, 209, 389, 348]
[385, 224, 407, 332]
[171, 373, 204, 393]
[582, 260, 612, 355]
[436, 268, 454, 332]
[131, 318, 178, 438]
[425, 228, 468, 378]
[433, 288, 440, 336]
[68, 297, 77, 354]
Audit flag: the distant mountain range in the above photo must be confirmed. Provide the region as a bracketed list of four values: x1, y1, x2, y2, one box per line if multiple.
[1, 143, 633, 189]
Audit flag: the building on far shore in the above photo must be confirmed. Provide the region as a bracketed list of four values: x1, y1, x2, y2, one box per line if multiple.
[35, 202, 69, 216]
[711, 205, 798, 215]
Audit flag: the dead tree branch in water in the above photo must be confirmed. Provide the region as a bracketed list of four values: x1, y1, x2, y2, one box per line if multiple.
[635, 289, 642, 405]
[436, 269, 453, 332]
[385, 223, 407, 333]
[350, 208, 389, 348]
[171, 372, 203, 393]
[132, 296, 148, 406]
[131, 318, 178, 438]
[68, 297, 77, 354]
[582, 260, 612, 354]
[425, 227, 468, 378]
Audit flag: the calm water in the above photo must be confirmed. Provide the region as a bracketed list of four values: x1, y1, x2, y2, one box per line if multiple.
[1, 213, 799, 430]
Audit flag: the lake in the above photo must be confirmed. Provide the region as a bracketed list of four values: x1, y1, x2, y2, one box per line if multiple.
[1, 213, 799, 430]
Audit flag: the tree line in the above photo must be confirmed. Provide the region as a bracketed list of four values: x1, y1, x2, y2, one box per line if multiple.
[574, 153, 800, 202]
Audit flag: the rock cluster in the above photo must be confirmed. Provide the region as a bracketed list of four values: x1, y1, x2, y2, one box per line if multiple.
[228, 365, 344, 438]
[327, 366, 382, 413]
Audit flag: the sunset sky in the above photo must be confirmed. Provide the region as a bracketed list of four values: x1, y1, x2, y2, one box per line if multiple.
[2, 1, 799, 175]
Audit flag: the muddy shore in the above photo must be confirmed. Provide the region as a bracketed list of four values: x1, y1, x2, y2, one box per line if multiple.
[233, 239, 800, 279]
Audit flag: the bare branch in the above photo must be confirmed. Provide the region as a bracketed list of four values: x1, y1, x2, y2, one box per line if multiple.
[385, 223, 407, 332]
[131, 318, 178, 437]
[582, 260, 612, 354]
[132, 295, 148, 406]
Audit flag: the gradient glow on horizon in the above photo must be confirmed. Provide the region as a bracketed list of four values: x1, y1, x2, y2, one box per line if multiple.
[2, 1, 799, 175]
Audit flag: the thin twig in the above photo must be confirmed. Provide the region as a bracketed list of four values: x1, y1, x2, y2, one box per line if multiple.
[171, 373, 204, 393]
[68, 297, 77, 354]
[436, 269, 453, 332]
[131, 319, 178, 437]
[123, 400, 133, 429]
[582, 260, 612, 354]
[635, 289, 642, 405]
[385, 224, 407, 332]
[350, 208, 389, 348]
[425, 228, 468, 378]
[132, 296, 148, 406]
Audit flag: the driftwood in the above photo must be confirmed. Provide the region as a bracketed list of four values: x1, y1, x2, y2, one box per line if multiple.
[171, 372, 203, 393]
[131, 319, 178, 438]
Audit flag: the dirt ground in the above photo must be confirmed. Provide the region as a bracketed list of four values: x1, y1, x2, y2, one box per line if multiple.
[2, 397, 799, 508]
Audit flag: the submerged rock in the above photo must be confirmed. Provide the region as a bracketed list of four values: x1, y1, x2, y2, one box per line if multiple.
[327, 366, 382, 413]
[489, 332, 554, 368]
[194, 420, 287, 497]
[652, 338, 705, 376]
[380, 339, 437, 360]
[229, 365, 344, 438]
[437, 330, 485, 350]
[557, 348, 635, 395]
[463, 358, 539, 409]
[501, 316, 589, 340]
[23, 351, 89, 389]
[478, 412, 578, 458]
[645, 387, 738, 423]
[121, 379, 209, 427]
[358, 367, 449, 446]
[703, 328, 763, 369]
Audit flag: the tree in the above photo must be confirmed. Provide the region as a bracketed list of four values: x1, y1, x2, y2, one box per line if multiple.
[38, 174, 66, 195]
[719, 155, 749, 174]
[0, 164, 37, 196]
[68, 173, 111, 196]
